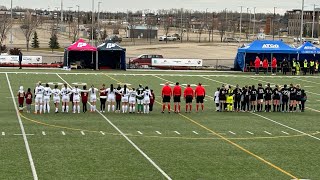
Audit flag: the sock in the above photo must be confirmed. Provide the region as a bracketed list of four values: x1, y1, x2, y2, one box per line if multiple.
[112, 105, 115, 112]
[94, 105, 96, 111]
[178, 104, 181, 112]
[216, 105, 219, 111]
[201, 104, 204, 111]
[174, 104, 177, 112]
[168, 104, 171, 111]
[294, 106, 297, 111]
[77, 105, 80, 113]
[299, 104, 302, 110]
[55, 107, 58, 112]
[257, 104, 260, 111]
[47, 104, 50, 113]
[39, 105, 43, 113]
[129, 106, 132, 112]
[133, 106, 135, 112]
[189, 105, 192, 111]
[62, 106, 65, 112]
[186, 105, 188, 112]
[146, 105, 149, 113]
[196, 104, 199, 111]
[122, 105, 125, 113]
[66, 106, 69, 112]
[35, 105, 38, 112]
[73, 105, 76, 112]
[162, 104, 165, 112]
[251, 105, 253, 111]
[108, 105, 110, 112]
[143, 105, 146, 113]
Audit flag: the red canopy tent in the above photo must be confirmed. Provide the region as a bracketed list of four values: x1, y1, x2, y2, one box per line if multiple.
[64, 39, 98, 69]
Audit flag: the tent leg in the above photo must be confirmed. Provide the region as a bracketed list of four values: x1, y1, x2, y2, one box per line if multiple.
[96, 51, 99, 70]
[243, 53, 247, 72]
[67, 51, 69, 68]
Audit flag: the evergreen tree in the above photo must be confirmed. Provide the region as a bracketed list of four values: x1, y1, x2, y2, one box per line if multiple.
[31, 31, 40, 48]
[48, 34, 60, 52]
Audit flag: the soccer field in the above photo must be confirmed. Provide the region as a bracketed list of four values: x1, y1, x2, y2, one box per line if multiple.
[1, 70, 320, 180]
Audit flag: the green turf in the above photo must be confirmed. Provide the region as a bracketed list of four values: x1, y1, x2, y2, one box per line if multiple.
[1, 70, 320, 179]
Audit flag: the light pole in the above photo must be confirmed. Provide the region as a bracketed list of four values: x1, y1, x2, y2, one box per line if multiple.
[61, 0, 63, 23]
[76, 5, 80, 39]
[300, 0, 304, 44]
[225, 8, 228, 32]
[253, 7, 256, 36]
[10, 0, 13, 45]
[240, 6, 243, 42]
[272, 7, 276, 40]
[98, 2, 102, 43]
[91, 0, 94, 45]
[311, 4, 318, 38]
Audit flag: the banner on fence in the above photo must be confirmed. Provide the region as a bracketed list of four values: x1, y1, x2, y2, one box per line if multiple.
[0, 56, 43, 64]
[152, 58, 203, 67]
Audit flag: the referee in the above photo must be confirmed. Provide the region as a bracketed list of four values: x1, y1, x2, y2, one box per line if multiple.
[195, 83, 206, 112]
[161, 82, 172, 113]
[173, 82, 182, 113]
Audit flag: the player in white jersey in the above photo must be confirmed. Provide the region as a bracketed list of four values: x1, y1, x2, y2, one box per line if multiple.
[128, 88, 137, 113]
[72, 85, 82, 113]
[119, 84, 130, 113]
[52, 85, 61, 113]
[141, 86, 151, 114]
[61, 83, 72, 113]
[105, 84, 116, 112]
[43, 83, 52, 113]
[214, 88, 220, 112]
[34, 82, 45, 114]
[88, 85, 98, 112]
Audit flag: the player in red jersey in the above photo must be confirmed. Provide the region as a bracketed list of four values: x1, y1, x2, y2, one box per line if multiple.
[184, 84, 194, 113]
[17, 86, 25, 112]
[195, 83, 206, 112]
[161, 82, 172, 113]
[173, 82, 182, 113]
[81, 85, 89, 113]
[25, 88, 33, 113]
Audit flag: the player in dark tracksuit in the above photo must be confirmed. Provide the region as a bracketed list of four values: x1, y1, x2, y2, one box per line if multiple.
[281, 85, 290, 112]
[257, 84, 265, 112]
[264, 86, 272, 112]
[273, 86, 281, 112]
[301, 90, 307, 112]
[289, 84, 297, 112]
[242, 86, 250, 112]
[219, 86, 227, 112]
[250, 85, 258, 112]
[295, 85, 302, 112]
[233, 85, 242, 112]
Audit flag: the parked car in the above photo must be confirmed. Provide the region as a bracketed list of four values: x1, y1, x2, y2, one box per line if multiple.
[312, 39, 320, 45]
[159, 35, 177, 41]
[293, 37, 305, 42]
[223, 37, 240, 43]
[130, 54, 163, 67]
[172, 34, 181, 40]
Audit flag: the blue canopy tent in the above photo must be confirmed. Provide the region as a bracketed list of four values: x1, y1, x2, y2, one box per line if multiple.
[234, 40, 297, 71]
[296, 42, 320, 61]
[97, 40, 126, 70]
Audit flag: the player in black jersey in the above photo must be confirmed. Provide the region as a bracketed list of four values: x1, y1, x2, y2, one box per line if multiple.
[219, 85, 227, 112]
[250, 85, 258, 112]
[289, 84, 297, 112]
[242, 86, 250, 112]
[281, 84, 290, 112]
[272, 85, 281, 112]
[257, 83, 265, 112]
[301, 89, 307, 112]
[233, 85, 242, 112]
[295, 84, 302, 111]
[264, 84, 273, 112]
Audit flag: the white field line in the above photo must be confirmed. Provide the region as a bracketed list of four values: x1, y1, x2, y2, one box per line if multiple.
[61, 131, 66, 135]
[264, 131, 272, 135]
[246, 131, 254, 135]
[156, 131, 162, 135]
[174, 131, 181, 135]
[251, 113, 320, 141]
[100, 131, 105, 135]
[81, 131, 85, 135]
[56, 73, 172, 180]
[14, 134, 35, 136]
[5, 73, 39, 180]
[306, 107, 320, 113]
[137, 131, 143, 135]
[229, 131, 236, 135]
[2, 132, 5, 136]
[192, 131, 199, 135]
[42, 131, 46, 136]
[281, 131, 289, 135]
[294, 77, 320, 85]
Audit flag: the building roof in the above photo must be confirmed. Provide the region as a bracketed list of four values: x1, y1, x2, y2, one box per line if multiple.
[127, 25, 158, 30]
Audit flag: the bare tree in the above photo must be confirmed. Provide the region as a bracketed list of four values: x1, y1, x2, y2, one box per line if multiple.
[20, 11, 40, 51]
[69, 22, 79, 43]
[0, 13, 12, 54]
[163, 14, 171, 44]
[218, 21, 226, 42]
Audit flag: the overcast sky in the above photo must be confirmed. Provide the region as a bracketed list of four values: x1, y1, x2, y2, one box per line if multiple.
[1, 0, 319, 14]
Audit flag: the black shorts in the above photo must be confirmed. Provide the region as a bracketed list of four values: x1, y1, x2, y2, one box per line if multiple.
[163, 96, 171, 103]
[250, 97, 257, 101]
[174, 96, 181, 103]
[296, 96, 301, 101]
[265, 96, 272, 101]
[273, 95, 280, 100]
[257, 95, 264, 100]
[196, 96, 204, 103]
[282, 98, 289, 103]
[186, 95, 193, 103]
[219, 96, 226, 101]
[290, 96, 296, 101]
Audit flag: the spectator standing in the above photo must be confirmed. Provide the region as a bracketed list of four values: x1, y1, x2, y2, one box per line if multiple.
[291, 58, 297, 75]
[254, 56, 261, 75]
[303, 59, 308, 75]
[262, 58, 268, 74]
[315, 60, 319, 74]
[310, 59, 315, 75]
[282, 59, 289, 75]
[18, 51, 23, 69]
[149, 90, 155, 111]
[271, 57, 277, 75]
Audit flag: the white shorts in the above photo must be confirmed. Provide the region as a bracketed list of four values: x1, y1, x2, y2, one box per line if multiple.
[215, 99, 220, 104]
[53, 97, 60, 103]
[62, 95, 69, 102]
[107, 96, 115, 103]
[121, 97, 129, 103]
[144, 98, 150, 104]
[73, 97, 80, 103]
[129, 98, 136, 104]
[35, 95, 43, 104]
[90, 96, 97, 102]
[43, 96, 50, 103]
[137, 99, 144, 104]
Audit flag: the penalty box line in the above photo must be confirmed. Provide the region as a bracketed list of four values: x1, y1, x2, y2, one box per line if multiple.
[56, 73, 172, 180]
[5, 73, 39, 180]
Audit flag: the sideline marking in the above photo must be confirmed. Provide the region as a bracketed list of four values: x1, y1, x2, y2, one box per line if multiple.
[281, 131, 289, 135]
[42, 131, 46, 136]
[2, 132, 5, 136]
[156, 131, 162, 135]
[252, 113, 320, 141]
[174, 131, 181, 135]
[192, 131, 199, 135]
[105, 73, 299, 179]
[246, 131, 254, 135]
[264, 131, 272, 135]
[81, 131, 85, 135]
[61, 131, 66, 135]
[306, 107, 320, 113]
[14, 134, 34, 136]
[100, 131, 105, 135]
[137, 131, 143, 135]
[229, 131, 236, 135]
[58, 73, 172, 180]
[5, 73, 39, 180]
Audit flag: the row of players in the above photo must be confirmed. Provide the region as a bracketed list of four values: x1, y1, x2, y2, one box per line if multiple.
[214, 83, 308, 112]
[18, 82, 155, 114]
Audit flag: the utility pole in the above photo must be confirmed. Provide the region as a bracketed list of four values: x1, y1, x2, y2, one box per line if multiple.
[181, 8, 183, 43]
[273, 7, 276, 40]
[247, 8, 250, 37]
[98, 2, 102, 43]
[61, 0, 63, 23]
[312, 4, 316, 38]
[300, 0, 304, 44]
[91, 0, 94, 45]
[10, 0, 13, 45]
[253, 7, 256, 36]
[76, 5, 80, 39]
[225, 8, 228, 32]
[240, 6, 243, 42]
